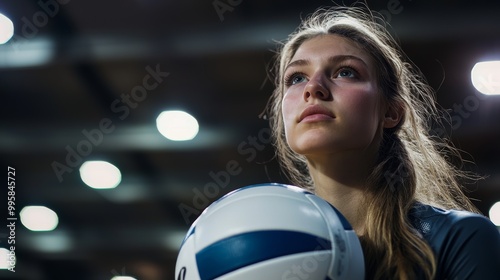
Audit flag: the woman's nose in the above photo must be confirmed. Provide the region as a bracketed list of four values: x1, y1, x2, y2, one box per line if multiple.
[303, 74, 331, 101]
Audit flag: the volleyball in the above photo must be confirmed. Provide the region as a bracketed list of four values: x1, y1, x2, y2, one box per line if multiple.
[175, 183, 364, 280]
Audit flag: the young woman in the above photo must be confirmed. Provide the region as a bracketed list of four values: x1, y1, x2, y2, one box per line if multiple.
[262, 5, 500, 279]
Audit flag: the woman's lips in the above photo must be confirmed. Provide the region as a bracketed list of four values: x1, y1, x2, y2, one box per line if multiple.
[299, 105, 335, 123]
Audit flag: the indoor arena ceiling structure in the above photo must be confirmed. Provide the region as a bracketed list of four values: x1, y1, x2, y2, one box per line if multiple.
[1, 0, 500, 279]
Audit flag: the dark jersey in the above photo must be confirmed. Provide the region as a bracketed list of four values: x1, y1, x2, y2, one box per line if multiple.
[409, 203, 500, 279]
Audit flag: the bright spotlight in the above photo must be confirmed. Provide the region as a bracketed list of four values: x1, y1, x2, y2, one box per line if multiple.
[489, 201, 500, 226]
[471, 61, 500, 95]
[20, 206, 59, 231]
[0, 13, 14, 44]
[79, 161, 121, 189]
[156, 110, 199, 141]
[111, 277, 138, 280]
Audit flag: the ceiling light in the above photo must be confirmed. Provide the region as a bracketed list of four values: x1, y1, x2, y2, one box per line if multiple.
[0, 13, 14, 44]
[79, 161, 121, 189]
[489, 201, 500, 226]
[20, 206, 59, 231]
[156, 110, 199, 141]
[471, 60, 500, 95]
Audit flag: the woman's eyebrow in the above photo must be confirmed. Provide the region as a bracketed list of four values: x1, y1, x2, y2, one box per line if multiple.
[284, 55, 367, 73]
[284, 58, 310, 73]
[328, 55, 367, 67]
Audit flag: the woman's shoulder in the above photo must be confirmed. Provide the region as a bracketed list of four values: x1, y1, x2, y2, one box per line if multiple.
[409, 202, 497, 232]
[409, 202, 500, 279]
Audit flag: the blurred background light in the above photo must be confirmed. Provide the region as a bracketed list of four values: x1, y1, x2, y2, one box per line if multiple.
[29, 230, 73, 253]
[471, 60, 500, 95]
[20, 206, 59, 231]
[489, 201, 500, 226]
[111, 277, 138, 280]
[156, 110, 199, 141]
[79, 160, 122, 189]
[0, 248, 15, 270]
[0, 13, 14, 44]
[163, 230, 188, 251]
[0, 38, 54, 68]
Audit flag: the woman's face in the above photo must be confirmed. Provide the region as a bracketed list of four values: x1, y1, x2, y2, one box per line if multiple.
[281, 34, 384, 158]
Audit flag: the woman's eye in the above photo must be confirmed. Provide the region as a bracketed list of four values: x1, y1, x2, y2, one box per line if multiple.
[292, 75, 307, 84]
[337, 68, 357, 78]
[286, 73, 307, 86]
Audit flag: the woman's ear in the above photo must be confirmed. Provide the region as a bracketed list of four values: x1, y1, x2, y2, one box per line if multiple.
[383, 102, 404, 129]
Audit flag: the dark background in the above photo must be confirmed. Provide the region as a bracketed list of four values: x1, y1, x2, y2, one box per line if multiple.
[1, 0, 499, 279]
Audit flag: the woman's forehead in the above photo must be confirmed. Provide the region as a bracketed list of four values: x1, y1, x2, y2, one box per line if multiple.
[289, 34, 373, 66]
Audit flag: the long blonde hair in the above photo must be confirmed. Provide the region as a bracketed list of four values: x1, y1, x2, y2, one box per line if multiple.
[263, 5, 480, 279]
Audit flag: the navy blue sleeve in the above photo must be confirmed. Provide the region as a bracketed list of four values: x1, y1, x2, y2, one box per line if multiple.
[438, 214, 500, 280]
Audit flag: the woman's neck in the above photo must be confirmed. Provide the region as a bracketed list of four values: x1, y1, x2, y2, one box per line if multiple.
[306, 149, 377, 235]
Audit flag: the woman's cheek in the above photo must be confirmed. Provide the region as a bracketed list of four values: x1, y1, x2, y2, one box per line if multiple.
[281, 90, 300, 142]
[281, 98, 293, 138]
[281, 90, 297, 121]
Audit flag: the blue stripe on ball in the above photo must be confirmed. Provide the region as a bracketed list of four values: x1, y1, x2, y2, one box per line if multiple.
[196, 230, 331, 280]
